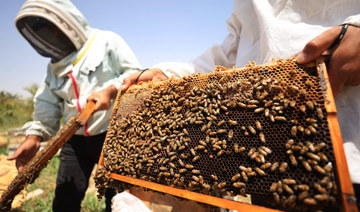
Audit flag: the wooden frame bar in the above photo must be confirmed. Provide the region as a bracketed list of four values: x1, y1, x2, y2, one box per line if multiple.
[98, 58, 357, 212]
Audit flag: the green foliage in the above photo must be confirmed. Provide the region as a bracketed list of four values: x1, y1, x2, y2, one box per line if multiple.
[82, 191, 106, 212]
[0, 90, 35, 131]
[11, 156, 105, 211]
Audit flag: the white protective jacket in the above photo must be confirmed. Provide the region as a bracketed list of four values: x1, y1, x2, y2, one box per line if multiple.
[16, 0, 142, 140]
[157, 0, 360, 183]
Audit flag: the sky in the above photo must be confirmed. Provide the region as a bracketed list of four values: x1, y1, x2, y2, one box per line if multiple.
[0, 0, 233, 97]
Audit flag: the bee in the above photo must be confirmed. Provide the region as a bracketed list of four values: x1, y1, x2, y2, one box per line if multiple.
[199, 140, 207, 146]
[228, 130, 234, 141]
[195, 120, 204, 125]
[273, 192, 281, 204]
[218, 182, 227, 188]
[283, 179, 296, 185]
[234, 143, 240, 153]
[264, 108, 270, 117]
[255, 167, 266, 176]
[300, 105, 306, 113]
[178, 146, 186, 151]
[192, 175, 199, 182]
[297, 191, 309, 201]
[271, 162, 279, 172]
[217, 150, 224, 157]
[241, 171, 248, 182]
[317, 152, 328, 162]
[228, 119, 238, 126]
[289, 155, 298, 166]
[163, 172, 171, 177]
[286, 139, 294, 149]
[192, 156, 200, 162]
[169, 162, 176, 168]
[300, 146, 309, 155]
[317, 108, 324, 119]
[217, 129, 227, 134]
[239, 165, 248, 172]
[270, 182, 278, 192]
[314, 165, 327, 175]
[255, 121, 262, 131]
[297, 125, 304, 133]
[304, 198, 317, 205]
[217, 120, 225, 127]
[269, 114, 275, 122]
[305, 80, 313, 88]
[291, 126, 297, 137]
[160, 167, 168, 171]
[295, 184, 310, 191]
[261, 162, 272, 170]
[258, 148, 268, 156]
[185, 164, 194, 169]
[192, 169, 200, 174]
[275, 116, 287, 122]
[300, 89, 307, 97]
[211, 174, 218, 181]
[213, 144, 222, 150]
[315, 142, 327, 151]
[201, 125, 207, 132]
[306, 101, 314, 110]
[283, 184, 294, 194]
[227, 101, 237, 108]
[190, 148, 196, 156]
[221, 105, 228, 111]
[290, 100, 296, 108]
[254, 108, 264, 113]
[248, 126, 257, 134]
[279, 162, 288, 173]
[231, 173, 241, 182]
[315, 194, 329, 201]
[306, 152, 321, 161]
[259, 133, 266, 143]
[233, 182, 246, 188]
[302, 161, 312, 172]
[237, 102, 246, 108]
[306, 141, 315, 152]
[308, 126, 317, 134]
[291, 145, 301, 151]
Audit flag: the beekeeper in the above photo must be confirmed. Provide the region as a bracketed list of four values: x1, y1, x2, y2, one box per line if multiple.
[121, 0, 360, 209]
[8, 0, 142, 211]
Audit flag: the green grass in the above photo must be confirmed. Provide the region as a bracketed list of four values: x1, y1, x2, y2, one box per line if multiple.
[10, 156, 105, 212]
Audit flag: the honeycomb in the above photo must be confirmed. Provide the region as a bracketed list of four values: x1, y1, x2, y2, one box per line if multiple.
[95, 57, 340, 211]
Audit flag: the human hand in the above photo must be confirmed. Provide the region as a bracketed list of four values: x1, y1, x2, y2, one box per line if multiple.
[7, 135, 42, 172]
[120, 68, 168, 92]
[87, 85, 117, 112]
[296, 25, 360, 97]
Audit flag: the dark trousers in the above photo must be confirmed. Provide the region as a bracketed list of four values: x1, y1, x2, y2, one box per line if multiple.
[53, 132, 115, 212]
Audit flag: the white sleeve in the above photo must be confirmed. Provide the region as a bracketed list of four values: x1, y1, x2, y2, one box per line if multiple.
[343, 14, 360, 27]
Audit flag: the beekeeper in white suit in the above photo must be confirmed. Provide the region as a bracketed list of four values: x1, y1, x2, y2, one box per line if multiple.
[8, 0, 142, 211]
[121, 0, 360, 209]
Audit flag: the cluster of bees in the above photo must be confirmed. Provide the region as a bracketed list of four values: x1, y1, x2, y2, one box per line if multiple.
[0, 115, 81, 211]
[95, 58, 339, 211]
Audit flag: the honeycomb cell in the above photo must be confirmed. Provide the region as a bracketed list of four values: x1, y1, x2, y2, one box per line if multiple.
[96, 57, 339, 212]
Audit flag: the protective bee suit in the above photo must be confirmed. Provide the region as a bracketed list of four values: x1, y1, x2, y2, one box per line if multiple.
[157, 0, 360, 185]
[14, 0, 142, 211]
[16, 0, 141, 140]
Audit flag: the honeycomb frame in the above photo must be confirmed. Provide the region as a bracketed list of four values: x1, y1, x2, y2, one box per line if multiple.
[95, 57, 355, 212]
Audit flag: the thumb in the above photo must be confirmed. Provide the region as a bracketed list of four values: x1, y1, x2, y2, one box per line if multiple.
[7, 150, 21, 160]
[120, 73, 138, 92]
[296, 26, 342, 64]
